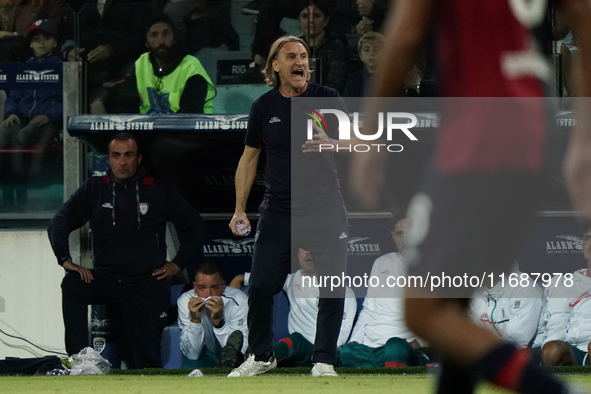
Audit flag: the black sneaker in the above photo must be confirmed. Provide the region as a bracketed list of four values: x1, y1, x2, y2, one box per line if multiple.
[241, 0, 260, 15]
[218, 330, 244, 368]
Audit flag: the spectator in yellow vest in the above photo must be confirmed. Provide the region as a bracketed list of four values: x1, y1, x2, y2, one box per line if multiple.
[96, 12, 216, 114]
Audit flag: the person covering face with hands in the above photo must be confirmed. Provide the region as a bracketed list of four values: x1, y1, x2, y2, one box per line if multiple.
[179, 262, 249, 368]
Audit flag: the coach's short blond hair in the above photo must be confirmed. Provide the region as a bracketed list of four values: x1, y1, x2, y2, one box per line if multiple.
[263, 35, 311, 87]
[357, 31, 385, 53]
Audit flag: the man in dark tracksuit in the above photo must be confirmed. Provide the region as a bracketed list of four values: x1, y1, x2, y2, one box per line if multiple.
[48, 132, 205, 369]
[228, 35, 348, 377]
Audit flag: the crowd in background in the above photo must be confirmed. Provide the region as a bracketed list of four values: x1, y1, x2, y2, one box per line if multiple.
[0, 0, 403, 207]
[0, 0, 429, 117]
[1, 0, 588, 372]
[0, 0, 573, 115]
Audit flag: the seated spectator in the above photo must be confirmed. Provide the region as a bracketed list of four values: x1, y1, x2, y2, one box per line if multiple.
[178, 261, 248, 369]
[343, 31, 421, 97]
[163, 0, 239, 53]
[343, 31, 382, 97]
[0, 19, 62, 148]
[298, 0, 348, 94]
[0, 0, 65, 62]
[332, 0, 390, 36]
[470, 264, 544, 348]
[101, 12, 216, 114]
[61, 0, 153, 112]
[0, 19, 62, 206]
[249, 0, 302, 70]
[339, 210, 429, 368]
[231, 248, 357, 367]
[541, 225, 591, 366]
[247, 0, 390, 71]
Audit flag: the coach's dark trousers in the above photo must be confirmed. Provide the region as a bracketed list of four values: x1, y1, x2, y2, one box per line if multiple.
[248, 205, 348, 365]
[61, 268, 168, 369]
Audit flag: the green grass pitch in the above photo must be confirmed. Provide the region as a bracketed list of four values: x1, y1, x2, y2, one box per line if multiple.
[2, 369, 591, 394]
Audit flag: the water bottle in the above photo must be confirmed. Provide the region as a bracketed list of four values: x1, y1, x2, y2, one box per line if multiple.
[235, 220, 251, 235]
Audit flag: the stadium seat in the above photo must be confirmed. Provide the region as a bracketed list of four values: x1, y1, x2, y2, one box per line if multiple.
[161, 322, 185, 369]
[272, 291, 290, 342]
[161, 284, 190, 369]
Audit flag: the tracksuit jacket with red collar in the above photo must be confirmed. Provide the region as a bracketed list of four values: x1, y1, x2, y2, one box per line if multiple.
[48, 167, 205, 281]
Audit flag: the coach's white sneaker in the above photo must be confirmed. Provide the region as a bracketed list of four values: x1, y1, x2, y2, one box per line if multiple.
[227, 354, 276, 377]
[311, 362, 338, 377]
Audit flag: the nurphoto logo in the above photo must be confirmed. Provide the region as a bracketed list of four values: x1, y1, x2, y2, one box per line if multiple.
[304, 107, 418, 153]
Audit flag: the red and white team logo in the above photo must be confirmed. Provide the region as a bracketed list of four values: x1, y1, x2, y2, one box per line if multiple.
[93, 337, 106, 353]
[139, 203, 149, 215]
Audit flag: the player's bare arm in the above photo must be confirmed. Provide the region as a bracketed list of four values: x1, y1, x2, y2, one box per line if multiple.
[229, 145, 262, 236]
[562, 0, 591, 219]
[369, 0, 436, 99]
[350, 0, 436, 209]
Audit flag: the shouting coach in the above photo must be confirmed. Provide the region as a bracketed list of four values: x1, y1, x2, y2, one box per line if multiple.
[228, 35, 349, 378]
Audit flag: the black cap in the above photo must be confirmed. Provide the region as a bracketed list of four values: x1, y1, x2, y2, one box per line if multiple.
[27, 19, 58, 40]
[144, 12, 176, 35]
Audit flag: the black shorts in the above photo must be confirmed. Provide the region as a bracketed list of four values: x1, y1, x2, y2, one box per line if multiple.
[405, 171, 543, 297]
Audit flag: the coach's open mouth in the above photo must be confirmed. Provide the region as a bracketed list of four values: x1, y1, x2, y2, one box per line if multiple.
[292, 69, 305, 80]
